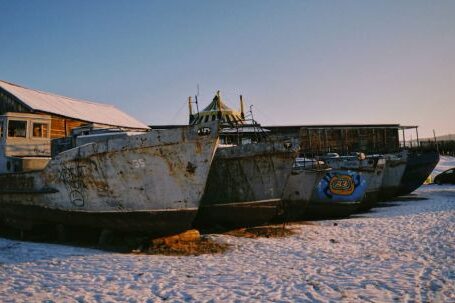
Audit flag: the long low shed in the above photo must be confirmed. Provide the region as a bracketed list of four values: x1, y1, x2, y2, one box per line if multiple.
[265, 124, 420, 155]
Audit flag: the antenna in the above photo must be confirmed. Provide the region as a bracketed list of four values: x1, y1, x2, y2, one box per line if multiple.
[195, 84, 200, 114]
[249, 104, 255, 123]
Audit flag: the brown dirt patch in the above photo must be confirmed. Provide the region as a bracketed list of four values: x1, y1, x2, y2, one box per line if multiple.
[289, 220, 319, 226]
[140, 236, 230, 256]
[224, 225, 296, 238]
[133, 230, 229, 256]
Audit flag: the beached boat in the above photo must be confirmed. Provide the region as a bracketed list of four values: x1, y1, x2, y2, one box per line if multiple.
[0, 112, 219, 237]
[396, 149, 439, 196]
[323, 154, 385, 211]
[278, 157, 368, 220]
[378, 151, 408, 200]
[280, 158, 330, 221]
[189, 92, 298, 229]
[194, 142, 298, 229]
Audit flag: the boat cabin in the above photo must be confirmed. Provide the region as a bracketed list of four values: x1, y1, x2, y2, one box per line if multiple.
[188, 91, 270, 145]
[0, 112, 51, 173]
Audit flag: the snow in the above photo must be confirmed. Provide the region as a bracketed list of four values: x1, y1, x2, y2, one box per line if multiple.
[1, 158, 454, 302]
[432, 155, 455, 175]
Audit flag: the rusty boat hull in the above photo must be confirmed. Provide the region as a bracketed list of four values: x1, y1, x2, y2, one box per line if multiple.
[193, 142, 297, 230]
[396, 149, 439, 196]
[324, 156, 386, 211]
[279, 167, 330, 222]
[0, 124, 219, 237]
[378, 151, 408, 200]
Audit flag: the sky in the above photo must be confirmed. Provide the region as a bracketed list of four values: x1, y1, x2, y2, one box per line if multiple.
[1, 0, 454, 138]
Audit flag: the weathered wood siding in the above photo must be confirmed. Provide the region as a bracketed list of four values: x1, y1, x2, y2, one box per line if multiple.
[298, 128, 399, 154]
[266, 125, 401, 155]
[49, 115, 86, 139]
[0, 89, 30, 114]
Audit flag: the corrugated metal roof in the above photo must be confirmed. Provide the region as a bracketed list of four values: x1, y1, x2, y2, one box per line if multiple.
[0, 80, 149, 130]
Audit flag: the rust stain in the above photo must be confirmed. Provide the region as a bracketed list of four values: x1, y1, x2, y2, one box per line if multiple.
[186, 161, 197, 174]
[165, 158, 175, 175]
[195, 141, 202, 154]
[86, 179, 109, 192]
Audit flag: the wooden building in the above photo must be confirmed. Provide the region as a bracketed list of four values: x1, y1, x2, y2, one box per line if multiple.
[0, 80, 149, 140]
[265, 124, 418, 155]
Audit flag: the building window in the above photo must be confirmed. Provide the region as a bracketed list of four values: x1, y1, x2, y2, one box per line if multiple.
[32, 123, 49, 138]
[0, 120, 3, 138]
[8, 120, 27, 138]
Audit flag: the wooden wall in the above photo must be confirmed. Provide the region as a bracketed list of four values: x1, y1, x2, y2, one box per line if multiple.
[298, 127, 400, 154]
[266, 125, 401, 155]
[0, 89, 30, 114]
[49, 115, 86, 139]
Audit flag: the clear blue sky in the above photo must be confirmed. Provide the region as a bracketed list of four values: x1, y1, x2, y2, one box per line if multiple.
[1, 1, 454, 138]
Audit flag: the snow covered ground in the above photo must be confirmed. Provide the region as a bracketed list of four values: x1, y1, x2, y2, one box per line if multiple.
[0, 158, 454, 302]
[432, 155, 455, 176]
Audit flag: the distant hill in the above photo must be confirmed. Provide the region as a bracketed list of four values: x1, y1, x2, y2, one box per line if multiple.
[420, 134, 455, 142]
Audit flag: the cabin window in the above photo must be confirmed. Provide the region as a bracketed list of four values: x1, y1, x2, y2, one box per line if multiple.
[32, 123, 49, 138]
[8, 120, 27, 138]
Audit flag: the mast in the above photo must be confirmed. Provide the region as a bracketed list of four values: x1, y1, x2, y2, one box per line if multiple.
[240, 95, 245, 120]
[188, 96, 194, 124]
[216, 90, 222, 120]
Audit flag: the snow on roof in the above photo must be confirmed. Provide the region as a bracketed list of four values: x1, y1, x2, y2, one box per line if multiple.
[0, 80, 149, 130]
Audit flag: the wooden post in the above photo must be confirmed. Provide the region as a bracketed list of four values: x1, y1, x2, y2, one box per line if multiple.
[373, 129, 376, 150]
[402, 128, 406, 148]
[415, 127, 420, 148]
[433, 129, 439, 153]
[308, 129, 312, 154]
[344, 129, 348, 153]
[318, 129, 322, 154]
[324, 129, 328, 152]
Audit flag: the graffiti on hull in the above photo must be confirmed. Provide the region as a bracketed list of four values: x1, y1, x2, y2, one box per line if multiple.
[314, 170, 367, 202]
[59, 161, 86, 207]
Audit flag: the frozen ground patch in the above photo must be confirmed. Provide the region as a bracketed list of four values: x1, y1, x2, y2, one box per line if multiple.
[1, 185, 453, 302]
[0, 158, 454, 302]
[432, 155, 455, 176]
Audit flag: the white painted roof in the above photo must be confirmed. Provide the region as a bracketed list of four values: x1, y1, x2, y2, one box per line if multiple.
[0, 80, 149, 130]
